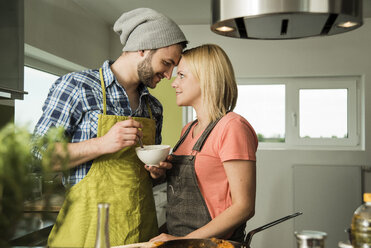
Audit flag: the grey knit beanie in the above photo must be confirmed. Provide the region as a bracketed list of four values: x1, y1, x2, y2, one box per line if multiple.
[113, 8, 187, 52]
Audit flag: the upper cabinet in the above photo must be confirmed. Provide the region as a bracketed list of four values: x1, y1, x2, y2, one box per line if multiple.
[0, 0, 25, 100]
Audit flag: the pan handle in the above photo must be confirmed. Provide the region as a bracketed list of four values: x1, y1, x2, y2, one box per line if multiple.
[242, 212, 303, 247]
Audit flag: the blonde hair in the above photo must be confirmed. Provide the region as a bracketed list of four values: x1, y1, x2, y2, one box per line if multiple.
[182, 44, 237, 123]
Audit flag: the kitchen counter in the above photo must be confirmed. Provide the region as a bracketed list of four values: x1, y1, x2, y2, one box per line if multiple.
[9, 183, 166, 247]
[10, 212, 57, 247]
[153, 183, 167, 227]
[9, 187, 66, 247]
[23, 193, 65, 213]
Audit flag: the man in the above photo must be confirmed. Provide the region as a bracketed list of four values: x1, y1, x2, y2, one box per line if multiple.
[33, 8, 187, 247]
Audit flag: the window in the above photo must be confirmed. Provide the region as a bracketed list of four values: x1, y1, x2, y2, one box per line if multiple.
[234, 84, 285, 143]
[299, 89, 347, 139]
[17, 44, 87, 132]
[15, 66, 59, 132]
[186, 76, 361, 149]
[287, 77, 359, 148]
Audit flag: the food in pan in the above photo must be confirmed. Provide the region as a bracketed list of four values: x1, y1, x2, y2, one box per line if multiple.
[153, 241, 164, 246]
[211, 238, 235, 248]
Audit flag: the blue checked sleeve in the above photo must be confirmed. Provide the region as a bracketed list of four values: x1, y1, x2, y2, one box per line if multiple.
[33, 74, 83, 139]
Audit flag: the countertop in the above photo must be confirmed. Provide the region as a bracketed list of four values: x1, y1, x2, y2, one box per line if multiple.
[10, 212, 57, 247]
[9, 183, 166, 247]
[23, 193, 65, 213]
[9, 187, 66, 247]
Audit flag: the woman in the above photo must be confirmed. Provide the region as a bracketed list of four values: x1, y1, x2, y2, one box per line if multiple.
[150, 44, 258, 242]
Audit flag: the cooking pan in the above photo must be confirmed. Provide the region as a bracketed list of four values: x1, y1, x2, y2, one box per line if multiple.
[156, 212, 302, 248]
[115, 212, 302, 248]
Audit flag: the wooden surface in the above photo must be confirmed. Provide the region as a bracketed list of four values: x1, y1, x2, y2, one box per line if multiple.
[23, 193, 65, 213]
[112, 241, 160, 248]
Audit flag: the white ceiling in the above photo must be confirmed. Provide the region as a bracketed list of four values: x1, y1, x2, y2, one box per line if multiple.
[72, 0, 371, 26]
[72, 0, 212, 25]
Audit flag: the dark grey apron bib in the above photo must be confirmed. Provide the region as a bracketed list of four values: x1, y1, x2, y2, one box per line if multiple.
[166, 117, 246, 242]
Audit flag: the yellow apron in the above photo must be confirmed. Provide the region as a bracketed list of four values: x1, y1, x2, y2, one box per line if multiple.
[48, 68, 158, 247]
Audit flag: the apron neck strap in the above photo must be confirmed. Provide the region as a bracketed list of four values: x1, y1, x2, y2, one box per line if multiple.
[99, 68, 153, 118]
[172, 120, 198, 152]
[99, 68, 107, 115]
[172, 115, 224, 154]
[146, 100, 153, 119]
[192, 117, 223, 152]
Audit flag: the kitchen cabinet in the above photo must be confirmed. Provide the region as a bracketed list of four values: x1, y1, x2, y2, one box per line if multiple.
[0, 102, 14, 128]
[153, 183, 167, 227]
[0, 0, 26, 100]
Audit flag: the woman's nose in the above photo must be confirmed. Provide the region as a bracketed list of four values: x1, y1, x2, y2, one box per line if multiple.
[171, 79, 178, 88]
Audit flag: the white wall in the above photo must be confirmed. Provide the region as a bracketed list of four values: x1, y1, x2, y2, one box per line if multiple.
[25, 0, 110, 69]
[179, 22, 371, 248]
[109, 28, 124, 61]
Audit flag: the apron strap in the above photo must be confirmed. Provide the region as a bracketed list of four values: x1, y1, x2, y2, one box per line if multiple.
[173, 115, 225, 154]
[99, 68, 107, 115]
[172, 120, 199, 152]
[146, 98, 153, 119]
[192, 116, 223, 152]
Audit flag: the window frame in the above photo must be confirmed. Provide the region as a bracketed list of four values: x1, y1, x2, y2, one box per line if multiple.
[15, 44, 86, 132]
[286, 77, 359, 147]
[184, 76, 362, 150]
[24, 44, 86, 76]
[14, 66, 60, 132]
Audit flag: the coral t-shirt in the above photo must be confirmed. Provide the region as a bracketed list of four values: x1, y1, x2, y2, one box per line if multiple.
[172, 112, 258, 219]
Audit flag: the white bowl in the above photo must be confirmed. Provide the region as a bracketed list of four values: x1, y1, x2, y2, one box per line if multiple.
[135, 145, 171, 166]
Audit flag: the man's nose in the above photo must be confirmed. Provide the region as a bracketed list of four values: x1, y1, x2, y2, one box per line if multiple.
[164, 66, 174, 80]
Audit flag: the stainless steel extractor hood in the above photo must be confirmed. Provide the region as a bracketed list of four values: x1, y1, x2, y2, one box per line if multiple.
[211, 0, 363, 39]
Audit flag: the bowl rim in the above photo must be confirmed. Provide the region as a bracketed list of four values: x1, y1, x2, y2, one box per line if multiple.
[135, 144, 171, 151]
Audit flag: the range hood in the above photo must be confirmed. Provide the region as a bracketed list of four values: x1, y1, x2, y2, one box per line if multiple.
[211, 0, 363, 39]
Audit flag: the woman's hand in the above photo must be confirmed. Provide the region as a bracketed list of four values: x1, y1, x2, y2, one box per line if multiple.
[145, 155, 172, 179]
[150, 233, 181, 242]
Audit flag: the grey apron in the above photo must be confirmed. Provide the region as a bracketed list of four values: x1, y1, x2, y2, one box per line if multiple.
[166, 117, 246, 242]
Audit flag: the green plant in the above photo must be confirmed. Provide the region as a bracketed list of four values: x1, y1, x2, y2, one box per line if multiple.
[0, 123, 68, 246]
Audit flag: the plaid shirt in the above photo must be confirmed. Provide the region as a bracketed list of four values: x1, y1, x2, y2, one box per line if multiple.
[34, 60, 163, 186]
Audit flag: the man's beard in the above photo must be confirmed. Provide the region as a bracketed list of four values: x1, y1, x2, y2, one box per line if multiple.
[137, 52, 156, 88]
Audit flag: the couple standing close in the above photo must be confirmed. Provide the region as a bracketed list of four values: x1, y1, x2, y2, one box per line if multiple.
[33, 7, 258, 248]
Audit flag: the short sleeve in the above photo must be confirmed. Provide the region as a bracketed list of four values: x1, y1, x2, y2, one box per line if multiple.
[217, 116, 258, 162]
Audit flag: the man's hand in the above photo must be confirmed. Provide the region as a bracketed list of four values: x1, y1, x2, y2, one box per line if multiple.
[98, 119, 143, 154]
[145, 155, 172, 179]
[51, 118, 143, 170]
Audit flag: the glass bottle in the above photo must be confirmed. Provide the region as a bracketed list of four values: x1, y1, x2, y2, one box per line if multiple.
[351, 193, 371, 248]
[95, 203, 110, 248]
